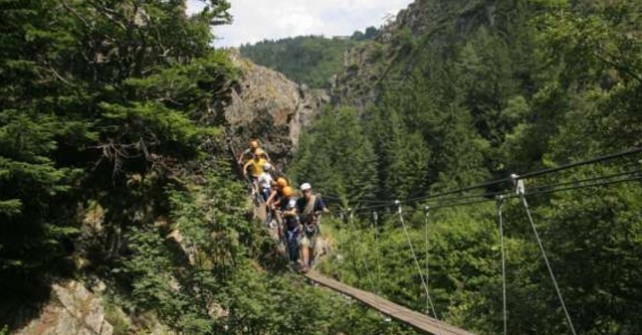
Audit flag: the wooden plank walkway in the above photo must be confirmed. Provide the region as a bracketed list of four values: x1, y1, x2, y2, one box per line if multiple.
[250, 197, 475, 334]
[304, 270, 476, 335]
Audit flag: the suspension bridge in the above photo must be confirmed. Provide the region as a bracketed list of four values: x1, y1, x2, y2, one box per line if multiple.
[247, 146, 642, 335]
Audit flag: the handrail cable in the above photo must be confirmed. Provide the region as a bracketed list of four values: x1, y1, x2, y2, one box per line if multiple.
[349, 202, 397, 213]
[496, 196, 508, 335]
[345, 169, 642, 215]
[331, 147, 642, 208]
[402, 148, 641, 205]
[324, 194, 392, 205]
[409, 198, 500, 212]
[527, 169, 641, 192]
[405, 178, 513, 203]
[514, 177, 578, 335]
[395, 201, 443, 335]
[425, 174, 642, 211]
[344, 211, 361, 281]
[372, 211, 382, 296]
[416, 189, 511, 205]
[525, 174, 642, 198]
[517, 147, 642, 180]
[423, 206, 439, 319]
[430, 170, 642, 210]
[426, 170, 642, 209]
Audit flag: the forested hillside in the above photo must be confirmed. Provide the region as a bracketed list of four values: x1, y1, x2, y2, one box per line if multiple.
[0, 1, 415, 334]
[239, 29, 377, 88]
[3, 0, 642, 334]
[289, 0, 642, 334]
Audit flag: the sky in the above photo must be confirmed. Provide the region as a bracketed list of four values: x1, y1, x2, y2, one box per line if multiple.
[186, 0, 414, 48]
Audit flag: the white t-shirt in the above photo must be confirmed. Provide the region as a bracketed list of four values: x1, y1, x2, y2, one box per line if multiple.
[258, 172, 273, 189]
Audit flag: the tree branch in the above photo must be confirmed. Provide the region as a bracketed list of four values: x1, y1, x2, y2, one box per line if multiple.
[60, 0, 93, 31]
[593, 49, 642, 84]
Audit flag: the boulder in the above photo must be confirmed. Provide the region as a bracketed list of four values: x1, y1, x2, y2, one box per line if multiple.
[16, 281, 113, 335]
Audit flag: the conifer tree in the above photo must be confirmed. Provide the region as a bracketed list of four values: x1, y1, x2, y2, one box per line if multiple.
[289, 107, 377, 205]
[0, 0, 234, 297]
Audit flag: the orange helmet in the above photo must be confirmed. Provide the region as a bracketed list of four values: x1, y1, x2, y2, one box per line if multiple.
[250, 140, 259, 149]
[282, 186, 294, 197]
[276, 177, 288, 188]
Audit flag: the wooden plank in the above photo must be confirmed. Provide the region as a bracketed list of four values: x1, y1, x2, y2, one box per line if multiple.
[304, 271, 476, 335]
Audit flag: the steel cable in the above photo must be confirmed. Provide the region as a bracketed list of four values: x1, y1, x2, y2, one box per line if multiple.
[518, 187, 578, 335]
[395, 201, 443, 334]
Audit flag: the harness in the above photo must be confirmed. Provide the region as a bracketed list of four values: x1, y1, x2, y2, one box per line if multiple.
[300, 195, 320, 235]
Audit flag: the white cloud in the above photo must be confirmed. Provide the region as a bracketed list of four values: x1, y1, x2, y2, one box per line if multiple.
[186, 0, 413, 47]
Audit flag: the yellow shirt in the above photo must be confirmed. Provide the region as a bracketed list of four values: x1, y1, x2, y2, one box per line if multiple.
[249, 158, 267, 177]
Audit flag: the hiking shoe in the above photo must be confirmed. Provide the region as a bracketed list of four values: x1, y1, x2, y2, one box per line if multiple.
[301, 264, 310, 273]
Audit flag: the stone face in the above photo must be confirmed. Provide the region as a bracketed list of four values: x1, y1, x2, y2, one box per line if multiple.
[224, 50, 328, 167]
[16, 281, 113, 335]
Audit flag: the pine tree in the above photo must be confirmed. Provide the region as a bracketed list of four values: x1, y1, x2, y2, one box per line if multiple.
[0, 0, 234, 299]
[289, 107, 377, 205]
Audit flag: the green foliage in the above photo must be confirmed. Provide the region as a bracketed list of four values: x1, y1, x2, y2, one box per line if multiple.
[240, 35, 369, 88]
[523, 172, 642, 334]
[289, 107, 378, 205]
[0, 0, 235, 327]
[298, 0, 642, 334]
[103, 297, 130, 335]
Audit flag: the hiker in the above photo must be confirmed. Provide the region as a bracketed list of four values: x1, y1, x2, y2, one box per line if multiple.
[237, 139, 271, 166]
[296, 183, 329, 272]
[266, 177, 288, 208]
[257, 163, 274, 202]
[280, 186, 301, 268]
[267, 177, 289, 237]
[242, 149, 267, 196]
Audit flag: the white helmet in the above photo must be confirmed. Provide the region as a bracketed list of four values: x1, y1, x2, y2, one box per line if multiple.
[300, 183, 312, 191]
[263, 163, 272, 171]
[287, 198, 297, 209]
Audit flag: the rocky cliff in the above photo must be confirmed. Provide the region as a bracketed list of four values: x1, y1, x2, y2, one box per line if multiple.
[330, 0, 498, 112]
[223, 50, 328, 169]
[16, 281, 114, 335]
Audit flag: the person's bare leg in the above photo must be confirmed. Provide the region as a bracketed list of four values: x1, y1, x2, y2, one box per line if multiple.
[254, 180, 260, 197]
[276, 214, 283, 239]
[302, 244, 310, 270]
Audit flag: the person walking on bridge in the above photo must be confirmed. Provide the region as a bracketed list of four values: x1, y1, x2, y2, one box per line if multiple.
[243, 149, 268, 198]
[257, 163, 274, 202]
[280, 186, 301, 269]
[266, 177, 289, 236]
[237, 139, 271, 166]
[296, 183, 329, 273]
[266, 177, 289, 208]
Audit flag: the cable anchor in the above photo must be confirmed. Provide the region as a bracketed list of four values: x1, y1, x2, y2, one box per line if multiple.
[511, 173, 525, 196]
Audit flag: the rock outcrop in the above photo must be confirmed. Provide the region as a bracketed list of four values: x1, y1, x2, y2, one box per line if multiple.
[330, 0, 499, 113]
[16, 281, 113, 335]
[223, 50, 329, 168]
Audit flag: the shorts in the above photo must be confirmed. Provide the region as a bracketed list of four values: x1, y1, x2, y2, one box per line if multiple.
[299, 224, 318, 249]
